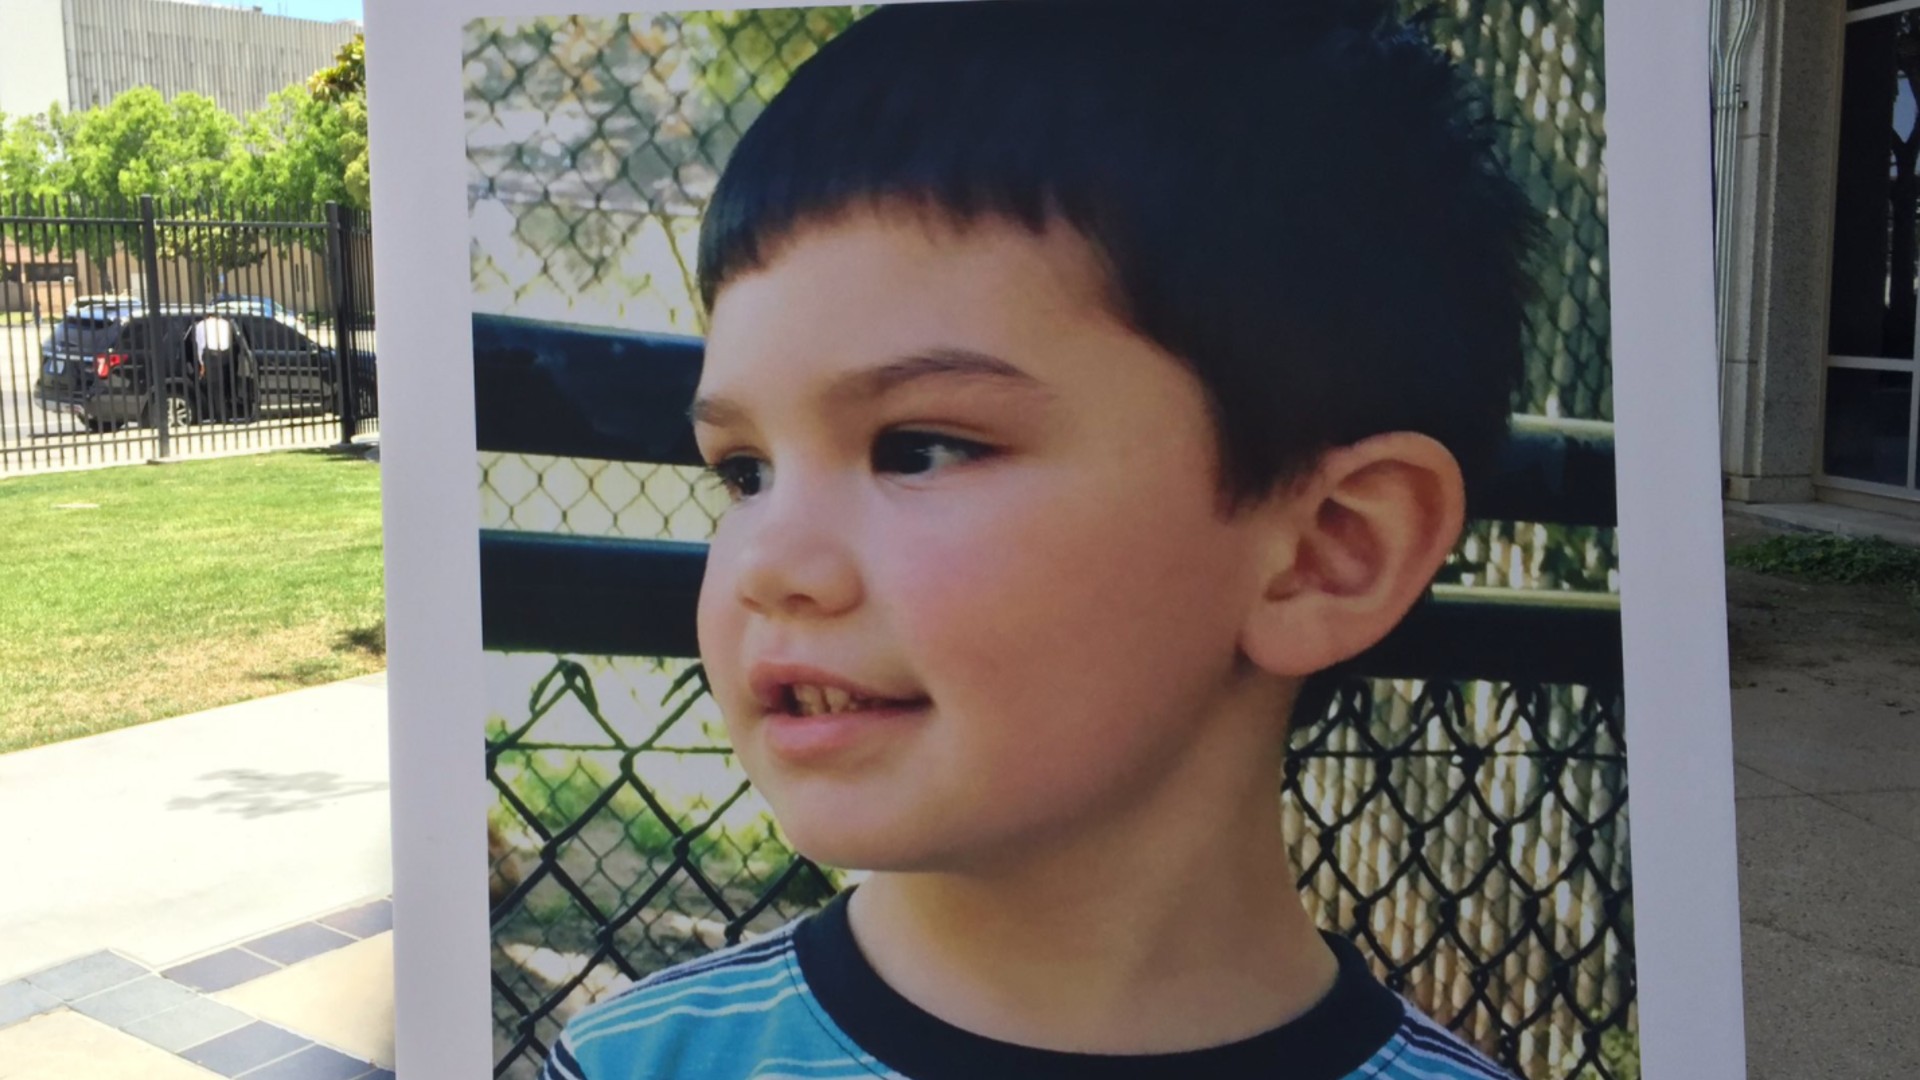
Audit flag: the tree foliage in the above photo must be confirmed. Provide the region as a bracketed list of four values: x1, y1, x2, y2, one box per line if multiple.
[281, 32, 371, 209]
[226, 81, 369, 212]
[0, 34, 369, 217]
[309, 33, 366, 102]
[67, 89, 237, 204]
[0, 105, 77, 203]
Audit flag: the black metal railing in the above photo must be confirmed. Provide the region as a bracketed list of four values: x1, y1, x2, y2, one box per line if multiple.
[474, 312, 1632, 1080]
[0, 194, 377, 474]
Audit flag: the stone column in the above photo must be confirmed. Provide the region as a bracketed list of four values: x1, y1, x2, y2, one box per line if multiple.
[1720, 0, 1845, 503]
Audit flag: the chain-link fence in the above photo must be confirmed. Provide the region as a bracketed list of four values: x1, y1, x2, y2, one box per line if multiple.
[465, 4, 1628, 1078]
[485, 656, 1630, 1080]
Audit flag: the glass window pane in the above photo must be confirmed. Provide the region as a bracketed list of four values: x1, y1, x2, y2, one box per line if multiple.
[1823, 368, 1914, 486]
[1829, 15, 1920, 360]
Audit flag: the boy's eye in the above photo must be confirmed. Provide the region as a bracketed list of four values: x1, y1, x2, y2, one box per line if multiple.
[703, 456, 771, 502]
[871, 431, 993, 476]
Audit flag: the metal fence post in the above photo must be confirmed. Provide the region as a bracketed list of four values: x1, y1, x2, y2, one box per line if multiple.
[324, 202, 357, 446]
[138, 196, 169, 460]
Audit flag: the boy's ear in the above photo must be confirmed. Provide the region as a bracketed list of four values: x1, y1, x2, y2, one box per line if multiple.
[1239, 433, 1466, 678]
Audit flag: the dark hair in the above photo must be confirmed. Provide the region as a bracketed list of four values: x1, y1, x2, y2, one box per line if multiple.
[699, 0, 1540, 500]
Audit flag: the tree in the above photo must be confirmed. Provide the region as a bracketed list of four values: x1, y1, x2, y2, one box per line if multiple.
[157, 207, 270, 295]
[309, 34, 365, 102]
[66, 88, 236, 205]
[0, 105, 79, 210]
[41, 89, 239, 280]
[262, 32, 373, 210]
[225, 81, 369, 213]
[0, 54, 368, 289]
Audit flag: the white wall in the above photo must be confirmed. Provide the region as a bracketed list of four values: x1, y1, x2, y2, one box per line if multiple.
[0, 0, 73, 116]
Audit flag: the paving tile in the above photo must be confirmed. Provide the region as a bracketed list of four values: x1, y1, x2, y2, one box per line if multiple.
[24, 950, 149, 1000]
[120, 996, 254, 1053]
[0, 1009, 222, 1078]
[215, 934, 394, 1069]
[0, 978, 60, 1027]
[70, 974, 202, 1027]
[166, 948, 285, 993]
[181, 1021, 313, 1077]
[236, 1043, 379, 1080]
[243, 923, 358, 967]
[317, 899, 392, 940]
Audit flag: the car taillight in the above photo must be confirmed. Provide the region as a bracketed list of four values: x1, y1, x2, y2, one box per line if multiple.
[94, 353, 128, 378]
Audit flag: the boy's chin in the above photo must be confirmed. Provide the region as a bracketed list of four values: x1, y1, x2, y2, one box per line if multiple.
[775, 809, 975, 877]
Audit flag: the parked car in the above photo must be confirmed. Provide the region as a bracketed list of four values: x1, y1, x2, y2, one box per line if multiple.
[211, 299, 317, 342]
[63, 295, 143, 319]
[210, 293, 281, 318]
[33, 305, 374, 431]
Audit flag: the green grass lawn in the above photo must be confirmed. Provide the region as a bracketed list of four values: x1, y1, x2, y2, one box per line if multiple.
[0, 450, 385, 752]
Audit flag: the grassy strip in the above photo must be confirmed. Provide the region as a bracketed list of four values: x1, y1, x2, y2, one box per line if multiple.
[1727, 532, 1920, 604]
[0, 449, 384, 752]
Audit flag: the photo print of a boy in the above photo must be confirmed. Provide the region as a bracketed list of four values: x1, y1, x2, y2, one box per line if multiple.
[463, 2, 1635, 1078]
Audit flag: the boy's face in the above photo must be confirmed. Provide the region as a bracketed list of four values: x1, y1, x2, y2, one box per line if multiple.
[693, 211, 1290, 873]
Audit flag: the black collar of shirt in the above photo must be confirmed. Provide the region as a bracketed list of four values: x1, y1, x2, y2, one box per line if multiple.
[794, 890, 1406, 1080]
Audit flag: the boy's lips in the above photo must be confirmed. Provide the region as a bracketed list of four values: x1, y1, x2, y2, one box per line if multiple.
[744, 661, 932, 765]
[746, 662, 925, 714]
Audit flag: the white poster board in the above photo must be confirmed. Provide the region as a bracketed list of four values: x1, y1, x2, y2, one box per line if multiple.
[365, 1, 1743, 1076]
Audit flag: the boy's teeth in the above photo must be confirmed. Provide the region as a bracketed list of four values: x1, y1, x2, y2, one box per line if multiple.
[787, 684, 877, 717]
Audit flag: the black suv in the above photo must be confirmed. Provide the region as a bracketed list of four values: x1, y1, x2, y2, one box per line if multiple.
[34, 304, 371, 430]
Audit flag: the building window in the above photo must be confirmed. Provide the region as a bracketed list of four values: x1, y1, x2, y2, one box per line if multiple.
[1827, 3, 1920, 499]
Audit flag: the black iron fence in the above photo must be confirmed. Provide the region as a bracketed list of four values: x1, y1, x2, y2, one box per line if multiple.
[0, 195, 377, 475]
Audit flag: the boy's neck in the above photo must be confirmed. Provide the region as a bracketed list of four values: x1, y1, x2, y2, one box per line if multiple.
[843, 767, 1337, 1056]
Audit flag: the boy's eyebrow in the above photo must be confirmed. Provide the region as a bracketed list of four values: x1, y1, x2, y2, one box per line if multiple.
[688, 348, 1046, 426]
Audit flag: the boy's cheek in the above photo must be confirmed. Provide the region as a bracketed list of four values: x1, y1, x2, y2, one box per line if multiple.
[694, 570, 749, 705]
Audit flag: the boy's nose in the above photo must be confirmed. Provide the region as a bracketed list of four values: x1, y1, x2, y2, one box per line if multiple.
[727, 486, 864, 620]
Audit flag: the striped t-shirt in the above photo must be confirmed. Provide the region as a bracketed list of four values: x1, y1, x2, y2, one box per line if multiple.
[542, 893, 1515, 1080]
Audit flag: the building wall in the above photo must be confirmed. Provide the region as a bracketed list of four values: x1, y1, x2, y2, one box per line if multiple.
[0, 0, 74, 116]
[1720, 0, 1848, 504]
[61, 0, 358, 118]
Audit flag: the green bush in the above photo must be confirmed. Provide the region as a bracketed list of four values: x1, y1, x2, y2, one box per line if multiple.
[1727, 533, 1920, 604]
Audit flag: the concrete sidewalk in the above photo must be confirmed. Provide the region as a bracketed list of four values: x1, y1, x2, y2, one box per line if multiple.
[1734, 675, 1920, 1080]
[1, 674, 392, 1078]
[1, 675, 391, 981]
[1725, 511, 1920, 1080]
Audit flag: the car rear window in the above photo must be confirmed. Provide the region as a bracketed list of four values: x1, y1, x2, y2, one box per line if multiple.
[52, 316, 125, 352]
